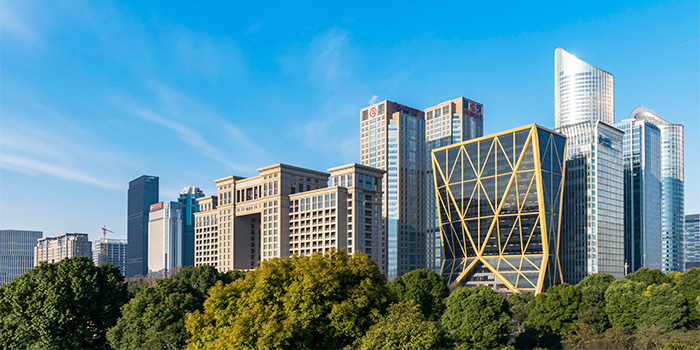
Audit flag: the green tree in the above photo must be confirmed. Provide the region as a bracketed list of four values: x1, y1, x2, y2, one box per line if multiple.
[604, 279, 645, 328]
[355, 300, 442, 350]
[440, 285, 512, 349]
[506, 291, 534, 332]
[526, 283, 581, 335]
[173, 265, 242, 296]
[186, 250, 390, 349]
[675, 268, 700, 322]
[388, 268, 449, 321]
[637, 283, 688, 331]
[107, 278, 204, 350]
[0, 257, 128, 349]
[575, 273, 614, 333]
[625, 267, 671, 286]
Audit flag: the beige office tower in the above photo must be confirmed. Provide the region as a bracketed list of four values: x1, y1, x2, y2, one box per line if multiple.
[194, 163, 384, 273]
[194, 196, 219, 267]
[328, 164, 385, 272]
[424, 97, 484, 272]
[34, 233, 92, 266]
[360, 100, 426, 279]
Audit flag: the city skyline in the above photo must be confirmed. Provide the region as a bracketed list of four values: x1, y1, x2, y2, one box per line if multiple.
[1, 1, 698, 241]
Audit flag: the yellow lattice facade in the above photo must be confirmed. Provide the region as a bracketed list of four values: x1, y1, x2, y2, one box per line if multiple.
[432, 124, 567, 294]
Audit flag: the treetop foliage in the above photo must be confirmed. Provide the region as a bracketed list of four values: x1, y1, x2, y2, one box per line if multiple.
[388, 268, 449, 321]
[186, 250, 390, 349]
[0, 257, 128, 349]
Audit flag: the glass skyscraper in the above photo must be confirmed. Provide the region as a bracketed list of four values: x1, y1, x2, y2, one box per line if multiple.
[629, 107, 685, 272]
[179, 186, 205, 267]
[126, 175, 159, 277]
[555, 47, 614, 128]
[555, 48, 624, 283]
[684, 214, 699, 270]
[615, 118, 662, 272]
[148, 201, 183, 274]
[0, 230, 42, 285]
[425, 97, 483, 272]
[432, 124, 566, 294]
[361, 100, 426, 279]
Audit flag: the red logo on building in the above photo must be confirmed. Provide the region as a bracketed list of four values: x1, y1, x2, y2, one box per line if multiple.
[369, 107, 377, 118]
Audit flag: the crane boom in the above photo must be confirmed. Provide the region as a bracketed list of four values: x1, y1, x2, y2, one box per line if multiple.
[101, 226, 114, 263]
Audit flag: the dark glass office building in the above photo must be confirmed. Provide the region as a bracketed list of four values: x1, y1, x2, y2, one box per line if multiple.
[432, 124, 566, 294]
[126, 175, 159, 277]
[178, 187, 204, 267]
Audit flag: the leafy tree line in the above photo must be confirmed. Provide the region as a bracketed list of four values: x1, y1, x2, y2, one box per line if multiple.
[1, 253, 698, 349]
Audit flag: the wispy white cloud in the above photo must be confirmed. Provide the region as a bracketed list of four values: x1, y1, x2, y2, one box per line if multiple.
[0, 154, 122, 190]
[111, 81, 271, 174]
[368, 95, 378, 105]
[306, 28, 352, 90]
[0, 1, 43, 46]
[245, 21, 264, 35]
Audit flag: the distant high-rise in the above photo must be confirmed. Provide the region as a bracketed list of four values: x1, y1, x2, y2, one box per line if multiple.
[555, 47, 614, 128]
[179, 187, 205, 267]
[35, 233, 92, 266]
[629, 107, 684, 272]
[93, 238, 128, 276]
[555, 48, 624, 283]
[126, 175, 159, 277]
[0, 230, 42, 285]
[148, 201, 183, 274]
[424, 97, 484, 272]
[685, 214, 699, 270]
[615, 118, 662, 271]
[361, 100, 426, 279]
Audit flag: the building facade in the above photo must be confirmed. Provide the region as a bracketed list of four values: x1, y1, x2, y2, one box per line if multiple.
[432, 124, 566, 294]
[425, 97, 484, 272]
[555, 47, 614, 128]
[92, 238, 128, 276]
[179, 187, 205, 267]
[360, 100, 426, 279]
[126, 175, 159, 277]
[35, 233, 92, 266]
[615, 118, 662, 272]
[0, 230, 42, 285]
[148, 201, 183, 274]
[684, 214, 699, 270]
[629, 107, 685, 272]
[557, 121, 625, 282]
[194, 163, 385, 273]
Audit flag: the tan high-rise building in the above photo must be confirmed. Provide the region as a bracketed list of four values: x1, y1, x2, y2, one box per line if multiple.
[425, 97, 484, 272]
[34, 233, 92, 266]
[194, 163, 385, 273]
[360, 100, 426, 279]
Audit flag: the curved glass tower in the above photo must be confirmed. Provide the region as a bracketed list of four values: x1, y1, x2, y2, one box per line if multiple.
[630, 107, 684, 272]
[555, 47, 614, 128]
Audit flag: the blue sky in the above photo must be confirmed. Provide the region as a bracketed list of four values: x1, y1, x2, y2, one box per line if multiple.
[1, 0, 698, 241]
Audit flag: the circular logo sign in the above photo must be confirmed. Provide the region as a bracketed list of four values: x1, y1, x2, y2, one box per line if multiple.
[470, 103, 476, 112]
[369, 107, 377, 118]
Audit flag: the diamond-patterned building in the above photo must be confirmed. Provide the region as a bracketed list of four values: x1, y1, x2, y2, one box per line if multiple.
[431, 124, 566, 294]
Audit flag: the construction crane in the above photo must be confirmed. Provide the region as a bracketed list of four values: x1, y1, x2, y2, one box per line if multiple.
[101, 226, 114, 263]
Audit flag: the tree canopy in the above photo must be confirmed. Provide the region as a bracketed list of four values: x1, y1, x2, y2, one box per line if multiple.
[107, 278, 205, 350]
[625, 267, 672, 286]
[605, 279, 645, 329]
[0, 257, 128, 349]
[441, 285, 511, 349]
[186, 250, 390, 349]
[527, 283, 581, 335]
[388, 268, 449, 321]
[355, 300, 442, 350]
